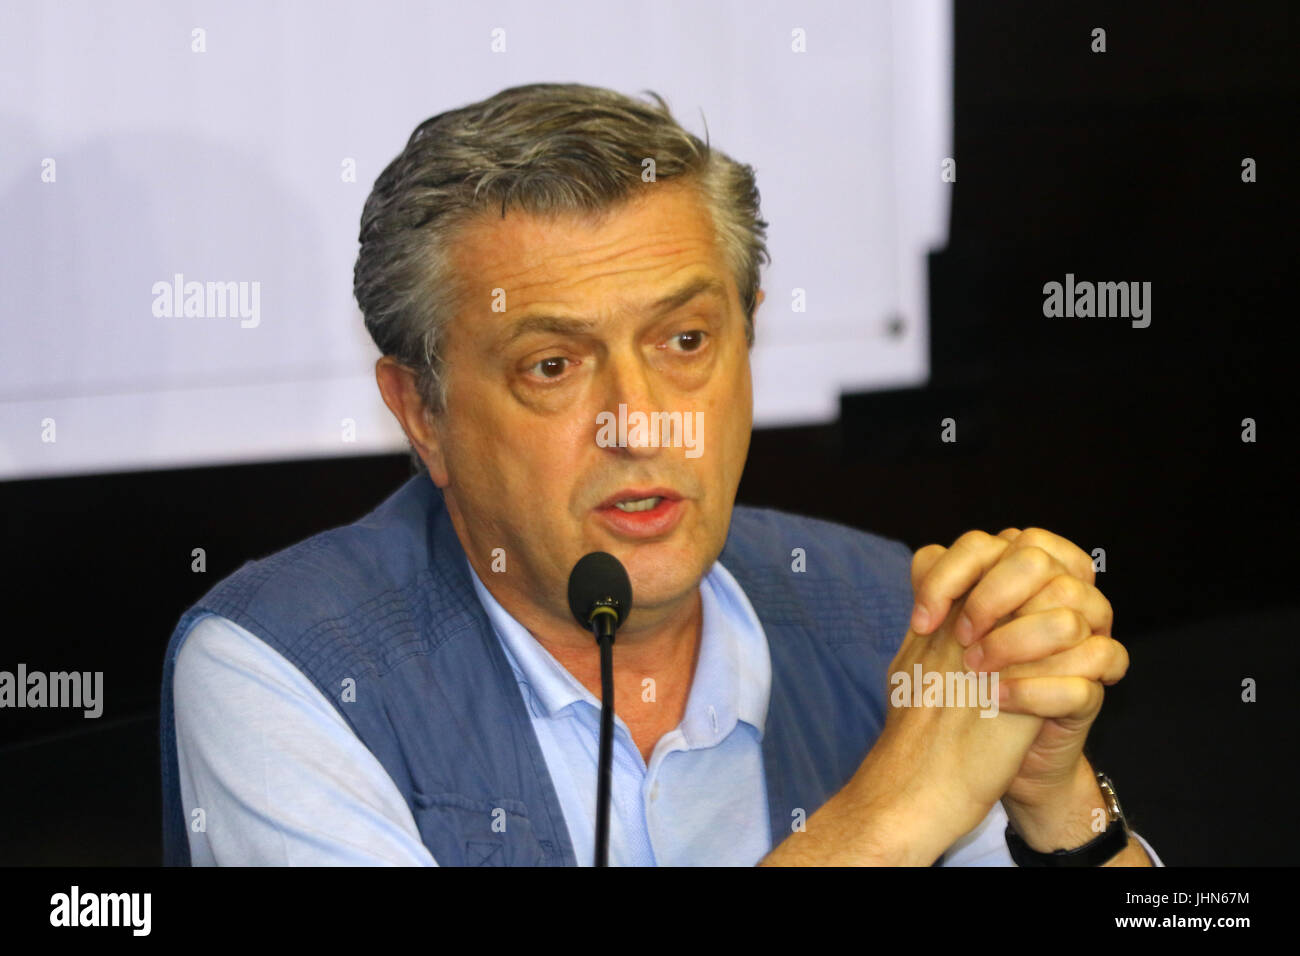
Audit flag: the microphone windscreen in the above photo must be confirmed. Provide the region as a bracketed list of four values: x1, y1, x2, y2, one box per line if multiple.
[567, 551, 633, 631]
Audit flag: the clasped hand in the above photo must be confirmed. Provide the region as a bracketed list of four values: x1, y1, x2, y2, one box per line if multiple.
[878, 527, 1130, 842]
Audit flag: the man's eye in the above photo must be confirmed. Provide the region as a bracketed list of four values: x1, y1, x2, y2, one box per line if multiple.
[668, 330, 707, 352]
[527, 356, 571, 379]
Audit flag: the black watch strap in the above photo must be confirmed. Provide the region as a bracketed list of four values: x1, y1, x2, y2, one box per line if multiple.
[1004, 771, 1130, 867]
[1005, 815, 1129, 866]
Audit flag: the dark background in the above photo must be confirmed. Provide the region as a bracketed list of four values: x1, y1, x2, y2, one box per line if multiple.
[2, 1, 1295, 865]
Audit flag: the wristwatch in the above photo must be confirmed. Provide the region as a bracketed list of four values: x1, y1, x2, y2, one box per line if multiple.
[1004, 771, 1130, 867]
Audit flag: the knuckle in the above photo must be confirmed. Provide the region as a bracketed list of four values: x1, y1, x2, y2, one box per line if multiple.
[911, 544, 945, 588]
[915, 541, 946, 564]
[1018, 545, 1054, 574]
[1048, 605, 1079, 638]
[1072, 608, 1092, 640]
[911, 543, 943, 571]
[1046, 572, 1085, 603]
[1019, 527, 1053, 550]
[1083, 635, 1110, 672]
[1069, 677, 1094, 711]
[953, 529, 990, 550]
[963, 587, 999, 622]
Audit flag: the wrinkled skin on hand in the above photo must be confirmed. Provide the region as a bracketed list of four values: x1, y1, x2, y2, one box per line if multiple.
[866, 595, 1044, 840]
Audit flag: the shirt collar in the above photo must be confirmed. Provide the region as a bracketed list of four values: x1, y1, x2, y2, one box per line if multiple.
[466, 557, 770, 744]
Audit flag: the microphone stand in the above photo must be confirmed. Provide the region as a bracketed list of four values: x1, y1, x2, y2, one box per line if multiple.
[589, 606, 618, 868]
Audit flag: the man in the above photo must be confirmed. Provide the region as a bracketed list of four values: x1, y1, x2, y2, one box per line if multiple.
[161, 83, 1159, 866]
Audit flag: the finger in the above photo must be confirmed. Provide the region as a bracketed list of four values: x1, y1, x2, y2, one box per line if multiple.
[998, 635, 1131, 685]
[910, 531, 1011, 634]
[995, 676, 1105, 720]
[1011, 573, 1114, 637]
[910, 544, 948, 597]
[1001, 527, 1097, 587]
[997, 528, 1022, 542]
[957, 546, 1072, 646]
[963, 606, 1091, 672]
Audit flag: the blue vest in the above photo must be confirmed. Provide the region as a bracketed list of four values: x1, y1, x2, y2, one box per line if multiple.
[159, 476, 916, 865]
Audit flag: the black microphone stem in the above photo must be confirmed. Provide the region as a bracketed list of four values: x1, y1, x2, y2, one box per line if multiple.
[594, 624, 615, 867]
[567, 552, 631, 869]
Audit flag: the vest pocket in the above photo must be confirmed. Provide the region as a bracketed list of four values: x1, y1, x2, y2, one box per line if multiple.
[409, 789, 547, 866]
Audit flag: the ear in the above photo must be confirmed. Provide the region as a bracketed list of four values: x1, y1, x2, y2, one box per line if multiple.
[374, 356, 450, 487]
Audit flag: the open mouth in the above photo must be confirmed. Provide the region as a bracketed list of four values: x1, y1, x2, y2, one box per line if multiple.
[594, 489, 685, 539]
[612, 496, 662, 513]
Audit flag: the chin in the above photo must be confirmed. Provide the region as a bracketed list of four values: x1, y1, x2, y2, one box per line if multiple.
[614, 538, 713, 613]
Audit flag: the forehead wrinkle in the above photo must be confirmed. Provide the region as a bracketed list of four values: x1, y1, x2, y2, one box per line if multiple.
[463, 196, 719, 288]
[507, 231, 726, 310]
[494, 237, 716, 302]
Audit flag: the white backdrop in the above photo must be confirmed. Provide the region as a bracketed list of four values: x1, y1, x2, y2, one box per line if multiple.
[0, 0, 950, 480]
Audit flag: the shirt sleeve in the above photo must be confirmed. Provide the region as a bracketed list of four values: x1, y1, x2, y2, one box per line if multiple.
[941, 800, 1165, 867]
[173, 612, 438, 866]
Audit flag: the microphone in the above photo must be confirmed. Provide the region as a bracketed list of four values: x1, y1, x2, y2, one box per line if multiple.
[567, 551, 632, 867]
[568, 551, 632, 639]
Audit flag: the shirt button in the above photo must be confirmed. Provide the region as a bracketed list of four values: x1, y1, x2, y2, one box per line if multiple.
[707, 705, 719, 734]
[650, 783, 660, 801]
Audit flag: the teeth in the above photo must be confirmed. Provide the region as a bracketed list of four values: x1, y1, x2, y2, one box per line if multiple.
[614, 496, 662, 513]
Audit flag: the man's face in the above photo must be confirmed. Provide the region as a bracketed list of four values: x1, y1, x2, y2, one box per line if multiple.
[425, 181, 755, 632]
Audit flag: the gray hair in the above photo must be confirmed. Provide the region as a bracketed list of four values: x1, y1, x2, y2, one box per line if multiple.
[353, 82, 770, 473]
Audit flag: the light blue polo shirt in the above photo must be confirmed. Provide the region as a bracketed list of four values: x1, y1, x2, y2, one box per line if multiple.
[468, 558, 772, 866]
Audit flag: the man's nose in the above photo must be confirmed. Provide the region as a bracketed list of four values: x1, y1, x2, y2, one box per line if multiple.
[598, 349, 662, 458]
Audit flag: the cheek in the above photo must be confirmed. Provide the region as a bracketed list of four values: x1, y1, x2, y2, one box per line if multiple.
[471, 405, 594, 504]
[711, 355, 752, 458]
[687, 364, 750, 520]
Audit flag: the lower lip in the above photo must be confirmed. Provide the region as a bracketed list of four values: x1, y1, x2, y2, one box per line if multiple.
[594, 498, 685, 539]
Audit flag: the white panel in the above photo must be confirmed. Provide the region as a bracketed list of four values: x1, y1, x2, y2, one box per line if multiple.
[0, 0, 949, 479]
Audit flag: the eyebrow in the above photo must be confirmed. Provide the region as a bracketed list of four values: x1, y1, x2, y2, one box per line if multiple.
[499, 276, 728, 347]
